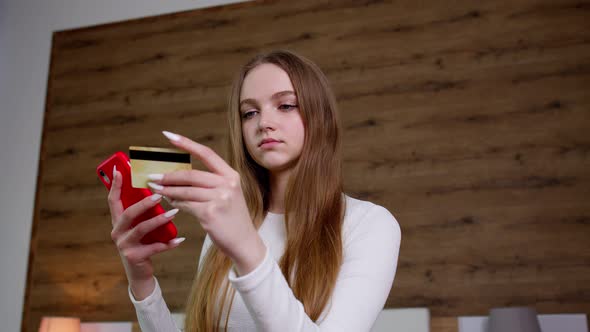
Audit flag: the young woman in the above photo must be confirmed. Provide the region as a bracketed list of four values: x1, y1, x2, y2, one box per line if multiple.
[107, 50, 401, 331]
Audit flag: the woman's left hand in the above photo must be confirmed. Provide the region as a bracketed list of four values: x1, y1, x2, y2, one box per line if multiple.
[147, 131, 266, 275]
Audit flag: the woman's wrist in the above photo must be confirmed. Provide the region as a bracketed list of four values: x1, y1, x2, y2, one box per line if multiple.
[129, 276, 156, 301]
[231, 233, 267, 276]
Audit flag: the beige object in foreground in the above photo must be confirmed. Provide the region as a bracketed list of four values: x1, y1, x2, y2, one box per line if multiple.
[129, 146, 191, 188]
[38, 317, 81, 332]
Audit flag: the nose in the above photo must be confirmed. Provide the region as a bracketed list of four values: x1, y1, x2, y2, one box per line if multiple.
[257, 108, 276, 131]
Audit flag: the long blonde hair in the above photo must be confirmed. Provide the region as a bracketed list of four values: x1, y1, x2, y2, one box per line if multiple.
[184, 50, 345, 331]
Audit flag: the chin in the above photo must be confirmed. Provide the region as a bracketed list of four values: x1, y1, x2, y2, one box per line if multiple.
[263, 159, 299, 173]
[262, 163, 289, 172]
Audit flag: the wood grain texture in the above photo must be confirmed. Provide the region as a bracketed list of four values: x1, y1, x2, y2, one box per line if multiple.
[23, 0, 590, 331]
[431, 317, 459, 332]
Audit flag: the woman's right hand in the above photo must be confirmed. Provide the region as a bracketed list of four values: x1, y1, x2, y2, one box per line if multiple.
[107, 165, 185, 300]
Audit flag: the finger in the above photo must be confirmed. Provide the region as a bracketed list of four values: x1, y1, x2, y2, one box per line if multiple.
[121, 238, 185, 264]
[124, 208, 179, 244]
[169, 200, 192, 216]
[169, 200, 207, 219]
[147, 183, 217, 203]
[149, 169, 223, 188]
[162, 131, 234, 176]
[107, 165, 124, 225]
[113, 193, 163, 234]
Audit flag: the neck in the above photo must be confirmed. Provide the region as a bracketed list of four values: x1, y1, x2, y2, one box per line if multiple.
[267, 168, 292, 214]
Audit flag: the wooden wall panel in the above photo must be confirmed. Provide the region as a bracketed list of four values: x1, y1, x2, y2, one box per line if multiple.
[23, 0, 590, 331]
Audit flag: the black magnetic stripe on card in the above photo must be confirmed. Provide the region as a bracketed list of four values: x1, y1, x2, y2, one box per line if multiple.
[129, 150, 191, 163]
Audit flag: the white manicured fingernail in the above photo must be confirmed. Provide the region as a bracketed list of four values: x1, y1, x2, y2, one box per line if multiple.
[148, 182, 164, 190]
[164, 208, 179, 218]
[170, 237, 185, 245]
[148, 173, 164, 181]
[113, 165, 117, 178]
[162, 131, 181, 141]
[150, 193, 162, 201]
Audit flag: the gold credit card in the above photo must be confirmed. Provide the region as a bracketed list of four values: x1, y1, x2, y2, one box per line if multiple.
[129, 146, 192, 188]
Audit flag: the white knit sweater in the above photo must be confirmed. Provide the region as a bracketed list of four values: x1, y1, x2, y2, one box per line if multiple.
[129, 194, 401, 331]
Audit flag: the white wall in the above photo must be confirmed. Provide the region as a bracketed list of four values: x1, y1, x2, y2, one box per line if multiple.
[0, 0, 249, 330]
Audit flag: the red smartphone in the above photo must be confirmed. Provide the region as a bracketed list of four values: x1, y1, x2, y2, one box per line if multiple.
[96, 151, 178, 244]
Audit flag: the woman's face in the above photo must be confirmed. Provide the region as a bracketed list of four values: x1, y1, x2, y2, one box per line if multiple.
[240, 63, 305, 173]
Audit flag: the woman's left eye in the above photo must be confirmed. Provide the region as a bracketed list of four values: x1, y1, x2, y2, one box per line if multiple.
[279, 104, 297, 110]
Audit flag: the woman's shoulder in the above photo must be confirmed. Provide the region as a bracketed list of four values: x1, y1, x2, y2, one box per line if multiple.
[342, 194, 401, 243]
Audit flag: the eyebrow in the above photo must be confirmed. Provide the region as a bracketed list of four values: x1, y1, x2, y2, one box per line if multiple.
[239, 90, 296, 110]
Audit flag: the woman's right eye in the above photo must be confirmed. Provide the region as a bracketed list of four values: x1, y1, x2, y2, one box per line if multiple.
[242, 111, 257, 119]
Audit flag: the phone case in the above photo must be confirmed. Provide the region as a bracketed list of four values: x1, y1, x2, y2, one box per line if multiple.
[96, 151, 178, 244]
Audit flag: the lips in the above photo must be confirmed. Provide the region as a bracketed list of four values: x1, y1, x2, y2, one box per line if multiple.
[259, 138, 281, 147]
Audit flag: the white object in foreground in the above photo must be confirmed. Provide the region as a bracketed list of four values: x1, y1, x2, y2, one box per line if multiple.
[371, 308, 430, 332]
[459, 313, 588, 332]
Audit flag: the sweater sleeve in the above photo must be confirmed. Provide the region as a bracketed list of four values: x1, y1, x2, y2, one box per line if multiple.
[129, 235, 213, 332]
[228, 204, 402, 332]
[128, 276, 181, 332]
